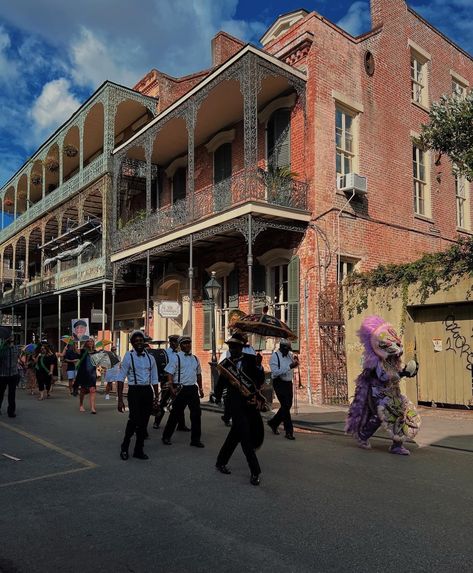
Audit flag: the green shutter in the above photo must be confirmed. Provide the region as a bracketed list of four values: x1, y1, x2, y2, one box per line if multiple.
[228, 269, 239, 308]
[287, 255, 300, 351]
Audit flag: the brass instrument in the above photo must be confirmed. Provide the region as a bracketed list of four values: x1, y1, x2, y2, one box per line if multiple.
[217, 357, 270, 412]
[153, 383, 182, 416]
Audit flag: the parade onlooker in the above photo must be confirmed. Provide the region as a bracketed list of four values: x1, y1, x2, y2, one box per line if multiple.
[0, 331, 20, 417]
[34, 344, 57, 401]
[117, 331, 159, 460]
[104, 346, 120, 400]
[21, 351, 36, 396]
[63, 342, 80, 396]
[76, 339, 98, 414]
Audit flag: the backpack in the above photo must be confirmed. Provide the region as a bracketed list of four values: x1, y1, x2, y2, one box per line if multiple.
[148, 348, 169, 383]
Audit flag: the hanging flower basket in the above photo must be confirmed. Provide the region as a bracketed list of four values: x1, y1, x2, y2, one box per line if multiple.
[31, 173, 42, 186]
[44, 156, 59, 172]
[63, 144, 78, 158]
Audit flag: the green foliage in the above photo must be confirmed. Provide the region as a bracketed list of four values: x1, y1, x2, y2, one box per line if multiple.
[417, 91, 473, 180]
[344, 236, 473, 321]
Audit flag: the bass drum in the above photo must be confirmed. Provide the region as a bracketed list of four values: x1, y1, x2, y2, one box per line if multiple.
[248, 409, 265, 450]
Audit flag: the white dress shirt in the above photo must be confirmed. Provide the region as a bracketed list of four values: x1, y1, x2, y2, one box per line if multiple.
[164, 351, 201, 386]
[117, 350, 158, 385]
[269, 350, 294, 382]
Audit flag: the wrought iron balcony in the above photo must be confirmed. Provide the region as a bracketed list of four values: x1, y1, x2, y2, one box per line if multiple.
[1, 274, 56, 305]
[113, 167, 308, 252]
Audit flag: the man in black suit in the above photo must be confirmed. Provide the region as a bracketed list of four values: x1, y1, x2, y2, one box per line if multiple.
[214, 333, 265, 486]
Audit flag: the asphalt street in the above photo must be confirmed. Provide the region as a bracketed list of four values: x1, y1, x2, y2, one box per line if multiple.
[0, 386, 472, 573]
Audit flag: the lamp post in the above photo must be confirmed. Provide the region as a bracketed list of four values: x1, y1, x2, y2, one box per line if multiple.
[204, 270, 221, 400]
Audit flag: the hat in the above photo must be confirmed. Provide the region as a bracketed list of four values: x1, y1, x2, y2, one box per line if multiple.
[73, 319, 87, 328]
[130, 330, 145, 341]
[168, 334, 180, 342]
[178, 336, 191, 344]
[279, 338, 291, 348]
[225, 332, 246, 346]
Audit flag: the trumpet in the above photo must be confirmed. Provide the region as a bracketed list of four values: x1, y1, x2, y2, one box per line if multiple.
[153, 382, 182, 416]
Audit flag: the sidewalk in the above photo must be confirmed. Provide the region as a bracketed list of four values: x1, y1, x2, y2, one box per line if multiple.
[201, 401, 473, 453]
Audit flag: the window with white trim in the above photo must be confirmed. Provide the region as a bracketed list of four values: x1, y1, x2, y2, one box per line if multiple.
[411, 52, 428, 106]
[455, 174, 470, 229]
[336, 106, 355, 177]
[337, 257, 359, 283]
[452, 78, 467, 99]
[413, 145, 427, 216]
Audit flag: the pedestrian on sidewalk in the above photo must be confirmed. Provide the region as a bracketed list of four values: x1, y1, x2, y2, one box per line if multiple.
[63, 342, 80, 396]
[34, 343, 56, 401]
[0, 330, 20, 418]
[215, 334, 266, 486]
[117, 331, 159, 460]
[161, 336, 204, 448]
[267, 339, 299, 440]
[76, 339, 98, 414]
[104, 345, 120, 400]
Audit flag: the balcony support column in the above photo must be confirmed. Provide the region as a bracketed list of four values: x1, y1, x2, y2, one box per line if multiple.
[78, 117, 85, 186]
[247, 214, 253, 313]
[26, 176, 31, 212]
[111, 265, 116, 345]
[185, 103, 196, 219]
[58, 294, 62, 362]
[240, 54, 260, 171]
[102, 282, 106, 336]
[144, 136, 152, 213]
[24, 303, 28, 345]
[77, 289, 81, 319]
[42, 163, 46, 200]
[145, 250, 150, 336]
[39, 299, 43, 340]
[188, 234, 193, 337]
[58, 135, 65, 187]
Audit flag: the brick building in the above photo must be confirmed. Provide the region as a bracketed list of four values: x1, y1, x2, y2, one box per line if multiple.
[1, 0, 472, 404]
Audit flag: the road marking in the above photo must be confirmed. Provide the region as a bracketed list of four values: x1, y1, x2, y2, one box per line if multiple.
[1, 453, 21, 461]
[0, 421, 97, 488]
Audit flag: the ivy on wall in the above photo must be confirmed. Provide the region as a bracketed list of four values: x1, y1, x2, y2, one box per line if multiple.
[344, 236, 473, 330]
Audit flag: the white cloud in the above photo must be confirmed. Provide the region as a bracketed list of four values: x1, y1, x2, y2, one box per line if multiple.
[30, 78, 81, 142]
[0, 25, 18, 83]
[336, 1, 371, 37]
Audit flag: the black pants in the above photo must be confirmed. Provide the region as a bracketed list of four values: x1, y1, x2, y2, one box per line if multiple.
[121, 385, 153, 454]
[270, 378, 294, 435]
[222, 392, 231, 423]
[0, 375, 18, 416]
[154, 387, 186, 429]
[162, 386, 201, 443]
[216, 406, 261, 476]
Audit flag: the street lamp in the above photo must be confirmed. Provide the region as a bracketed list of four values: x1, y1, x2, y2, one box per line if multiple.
[204, 270, 221, 400]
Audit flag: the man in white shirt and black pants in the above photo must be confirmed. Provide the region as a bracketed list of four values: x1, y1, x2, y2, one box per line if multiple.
[267, 339, 299, 440]
[161, 336, 205, 448]
[117, 330, 159, 460]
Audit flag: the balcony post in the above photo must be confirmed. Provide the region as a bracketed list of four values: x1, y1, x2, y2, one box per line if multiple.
[188, 234, 193, 337]
[26, 175, 31, 211]
[111, 265, 116, 345]
[102, 282, 106, 336]
[14, 187, 17, 220]
[39, 298, 43, 340]
[58, 135, 64, 187]
[42, 163, 46, 200]
[77, 288, 81, 319]
[241, 54, 260, 171]
[247, 214, 253, 313]
[185, 102, 196, 220]
[24, 303, 28, 345]
[145, 250, 150, 335]
[145, 135, 152, 213]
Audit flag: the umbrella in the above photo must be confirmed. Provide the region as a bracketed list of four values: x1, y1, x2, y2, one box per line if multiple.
[104, 350, 120, 367]
[24, 343, 38, 354]
[89, 350, 120, 369]
[233, 313, 297, 340]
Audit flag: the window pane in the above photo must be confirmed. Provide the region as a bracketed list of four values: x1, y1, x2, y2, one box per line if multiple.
[336, 109, 343, 129]
[336, 153, 341, 175]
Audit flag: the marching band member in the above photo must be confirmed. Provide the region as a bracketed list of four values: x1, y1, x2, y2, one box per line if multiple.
[215, 334, 265, 486]
[117, 331, 159, 461]
[267, 339, 299, 440]
[161, 336, 204, 448]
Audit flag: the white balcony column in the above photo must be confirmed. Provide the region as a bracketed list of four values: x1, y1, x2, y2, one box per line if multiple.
[58, 135, 64, 186]
[247, 214, 253, 313]
[77, 288, 81, 319]
[78, 117, 85, 185]
[145, 135, 152, 213]
[185, 102, 196, 219]
[26, 176, 31, 211]
[145, 251, 150, 335]
[39, 298, 43, 339]
[102, 282, 106, 335]
[24, 303, 28, 345]
[42, 163, 46, 200]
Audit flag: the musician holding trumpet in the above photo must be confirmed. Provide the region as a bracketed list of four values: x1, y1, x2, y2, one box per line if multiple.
[267, 339, 299, 440]
[215, 333, 266, 486]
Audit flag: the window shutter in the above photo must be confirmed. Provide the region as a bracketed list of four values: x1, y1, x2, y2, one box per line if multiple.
[287, 255, 300, 351]
[268, 109, 291, 170]
[252, 264, 266, 313]
[228, 269, 239, 308]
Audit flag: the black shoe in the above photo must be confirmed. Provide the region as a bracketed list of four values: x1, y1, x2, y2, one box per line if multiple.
[190, 441, 205, 448]
[285, 433, 296, 440]
[177, 426, 191, 432]
[120, 450, 129, 461]
[221, 416, 232, 427]
[153, 422, 160, 429]
[162, 438, 172, 445]
[267, 420, 279, 435]
[216, 464, 231, 475]
[7, 413, 16, 418]
[133, 452, 149, 460]
[250, 474, 260, 486]
[144, 432, 150, 439]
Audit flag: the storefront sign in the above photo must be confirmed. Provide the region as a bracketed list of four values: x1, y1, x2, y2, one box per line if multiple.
[91, 309, 107, 323]
[158, 301, 181, 318]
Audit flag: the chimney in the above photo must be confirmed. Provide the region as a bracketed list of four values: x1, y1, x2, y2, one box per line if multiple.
[371, 0, 406, 28]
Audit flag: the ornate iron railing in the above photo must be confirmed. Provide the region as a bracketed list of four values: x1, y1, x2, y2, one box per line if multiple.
[56, 256, 107, 290]
[0, 154, 107, 245]
[113, 168, 309, 252]
[1, 274, 56, 305]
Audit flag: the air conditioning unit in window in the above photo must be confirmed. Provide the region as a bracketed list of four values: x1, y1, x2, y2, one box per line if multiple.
[337, 173, 367, 195]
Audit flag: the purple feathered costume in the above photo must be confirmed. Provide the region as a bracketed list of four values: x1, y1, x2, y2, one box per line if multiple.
[345, 315, 420, 455]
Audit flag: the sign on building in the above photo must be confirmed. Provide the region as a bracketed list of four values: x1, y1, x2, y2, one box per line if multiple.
[91, 309, 107, 323]
[158, 301, 181, 318]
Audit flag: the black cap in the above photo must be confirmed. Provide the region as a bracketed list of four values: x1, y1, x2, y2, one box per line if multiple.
[73, 319, 87, 328]
[168, 334, 180, 342]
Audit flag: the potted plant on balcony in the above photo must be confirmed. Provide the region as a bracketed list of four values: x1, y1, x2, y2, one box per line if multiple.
[31, 173, 42, 186]
[259, 166, 298, 206]
[63, 144, 78, 158]
[44, 156, 59, 172]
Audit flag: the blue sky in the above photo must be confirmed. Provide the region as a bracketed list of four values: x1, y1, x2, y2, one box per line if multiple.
[0, 0, 472, 188]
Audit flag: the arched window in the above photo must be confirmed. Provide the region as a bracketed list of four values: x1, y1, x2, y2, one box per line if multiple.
[267, 109, 291, 170]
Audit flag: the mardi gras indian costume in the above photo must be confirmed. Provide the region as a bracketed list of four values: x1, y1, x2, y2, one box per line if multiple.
[345, 315, 421, 455]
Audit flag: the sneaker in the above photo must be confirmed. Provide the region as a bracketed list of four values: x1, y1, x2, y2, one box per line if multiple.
[389, 444, 410, 456]
[358, 438, 372, 450]
[105, 394, 110, 400]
